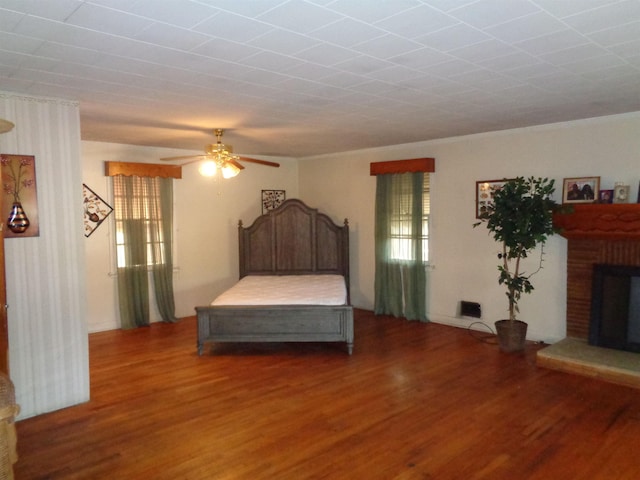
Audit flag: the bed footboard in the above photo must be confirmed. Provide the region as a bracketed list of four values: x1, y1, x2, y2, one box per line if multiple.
[196, 305, 354, 355]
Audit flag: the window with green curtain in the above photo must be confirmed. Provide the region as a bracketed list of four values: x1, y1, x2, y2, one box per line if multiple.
[374, 172, 429, 321]
[112, 175, 177, 329]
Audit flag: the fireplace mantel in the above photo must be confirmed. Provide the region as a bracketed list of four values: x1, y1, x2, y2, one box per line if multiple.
[553, 204, 640, 240]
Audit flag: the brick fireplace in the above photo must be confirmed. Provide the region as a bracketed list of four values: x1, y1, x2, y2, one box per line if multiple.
[536, 205, 640, 389]
[553, 204, 640, 339]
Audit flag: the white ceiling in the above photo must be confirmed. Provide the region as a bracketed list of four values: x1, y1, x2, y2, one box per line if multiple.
[1, 0, 640, 158]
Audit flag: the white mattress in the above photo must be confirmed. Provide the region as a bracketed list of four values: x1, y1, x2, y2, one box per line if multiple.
[211, 275, 347, 306]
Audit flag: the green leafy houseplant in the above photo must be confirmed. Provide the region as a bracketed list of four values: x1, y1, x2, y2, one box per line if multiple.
[474, 176, 559, 351]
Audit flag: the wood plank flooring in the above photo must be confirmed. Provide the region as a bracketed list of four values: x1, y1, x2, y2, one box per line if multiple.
[14, 310, 640, 479]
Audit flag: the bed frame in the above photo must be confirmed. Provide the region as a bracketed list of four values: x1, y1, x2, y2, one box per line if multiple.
[196, 199, 354, 355]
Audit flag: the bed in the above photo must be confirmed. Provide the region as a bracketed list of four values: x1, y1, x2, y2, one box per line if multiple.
[196, 198, 354, 355]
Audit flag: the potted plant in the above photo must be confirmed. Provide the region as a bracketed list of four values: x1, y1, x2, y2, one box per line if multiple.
[474, 176, 559, 352]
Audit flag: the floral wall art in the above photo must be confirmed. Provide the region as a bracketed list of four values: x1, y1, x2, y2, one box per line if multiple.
[1, 154, 39, 238]
[82, 183, 112, 237]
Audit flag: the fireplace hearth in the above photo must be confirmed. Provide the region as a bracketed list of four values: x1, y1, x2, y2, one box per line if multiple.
[536, 204, 640, 388]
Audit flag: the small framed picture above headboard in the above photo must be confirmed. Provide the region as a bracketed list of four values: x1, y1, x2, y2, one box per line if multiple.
[262, 190, 286, 213]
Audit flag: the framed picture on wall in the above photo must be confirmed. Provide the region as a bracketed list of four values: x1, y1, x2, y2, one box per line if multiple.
[262, 190, 286, 213]
[475, 179, 513, 219]
[562, 176, 599, 204]
[1, 153, 40, 238]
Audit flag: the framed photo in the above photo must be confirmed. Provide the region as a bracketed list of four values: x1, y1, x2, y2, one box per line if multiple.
[82, 183, 113, 237]
[262, 189, 285, 213]
[476, 179, 513, 219]
[1, 153, 40, 238]
[562, 177, 599, 204]
[613, 184, 630, 204]
[598, 190, 613, 204]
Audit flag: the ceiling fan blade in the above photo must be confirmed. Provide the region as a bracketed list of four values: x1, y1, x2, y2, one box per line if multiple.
[227, 158, 245, 170]
[160, 154, 207, 162]
[238, 156, 280, 168]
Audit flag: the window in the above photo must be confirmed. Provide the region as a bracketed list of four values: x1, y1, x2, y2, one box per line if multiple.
[389, 174, 429, 262]
[113, 176, 167, 268]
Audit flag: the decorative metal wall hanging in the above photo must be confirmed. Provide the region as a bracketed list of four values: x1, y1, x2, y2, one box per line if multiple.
[82, 183, 113, 237]
[262, 189, 286, 213]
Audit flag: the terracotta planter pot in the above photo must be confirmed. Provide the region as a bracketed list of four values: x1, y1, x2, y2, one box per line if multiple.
[494, 319, 528, 353]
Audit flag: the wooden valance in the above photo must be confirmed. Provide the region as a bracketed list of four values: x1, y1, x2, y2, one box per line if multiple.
[370, 158, 435, 176]
[104, 161, 182, 179]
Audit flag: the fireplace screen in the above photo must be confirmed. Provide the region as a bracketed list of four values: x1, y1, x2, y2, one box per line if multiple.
[590, 264, 640, 353]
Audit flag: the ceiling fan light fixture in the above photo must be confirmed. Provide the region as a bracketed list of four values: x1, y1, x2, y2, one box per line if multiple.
[221, 162, 241, 179]
[198, 160, 218, 177]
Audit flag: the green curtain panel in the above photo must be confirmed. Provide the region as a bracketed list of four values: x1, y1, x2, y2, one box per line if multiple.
[114, 175, 177, 329]
[374, 172, 427, 321]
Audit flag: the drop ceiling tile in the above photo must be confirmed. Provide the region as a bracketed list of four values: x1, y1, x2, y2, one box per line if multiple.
[365, 65, 427, 82]
[352, 34, 422, 59]
[239, 51, 307, 71]
[0, 31, 43, 54]
[134, 23, 211, 50]
[332, 55, 392, 75]
[486, 11, 567, 43]
[421, 0, 479, 13]
[476, 52, 543, 72]
[34, 42, 103, 65]
[248, 29, 321, 55]
[424, 58, 481, 77]
[325, 0, 420, 23]
[309, 17, 385, 47]
[562, 0, 640, 35]
[580, 64, 640, 81]
[503, 62, 565, 81]
[294, 43, 358, 66]
[448, 39, 519, 62]
[374, 4, 458, 38]
[350, 79, 399, 95]
[562, 54, 626, 75]
[0, 7, 23, 30]
[65, 3, 153, 37]
[514, 29, 589, 55]
[608, 38, 640, 58]
[540, 44, 610, 66]
[415, 23, 491, 51]
[284, 62, 337, 81]
[316, 70, 367, 88]
[0, 50, 59, 71]
[388, 47, 451, 70]
[111, 0, 218, 28]
[587, 21, 640, 47]
[448, 67, 508, 86]
[191, 38, 261, 62]
[193, 0, 289, 18]
[449, 0, 541, 29]
[0, 0, 82, 21]
[533, 0, 627, 19]
[193, 11, 273, 42]
[257, 0, 342, 34]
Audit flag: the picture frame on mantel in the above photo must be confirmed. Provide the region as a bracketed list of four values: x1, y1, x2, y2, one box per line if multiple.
[562, 176, 599, 204]
[613, 183, 630, 204]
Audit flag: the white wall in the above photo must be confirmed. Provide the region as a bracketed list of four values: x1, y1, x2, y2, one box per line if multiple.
[0, 92, 88, 419]
[299, 113, 640, 344]
[82, 141, 299, 332]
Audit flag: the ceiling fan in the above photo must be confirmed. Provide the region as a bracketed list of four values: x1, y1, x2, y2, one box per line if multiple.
[160, 128, 279, 178]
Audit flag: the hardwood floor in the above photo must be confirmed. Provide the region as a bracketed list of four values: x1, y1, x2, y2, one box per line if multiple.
[14, 310, 640, 479]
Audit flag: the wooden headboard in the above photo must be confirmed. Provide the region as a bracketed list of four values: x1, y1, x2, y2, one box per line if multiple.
[238, 198, 349, 285]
